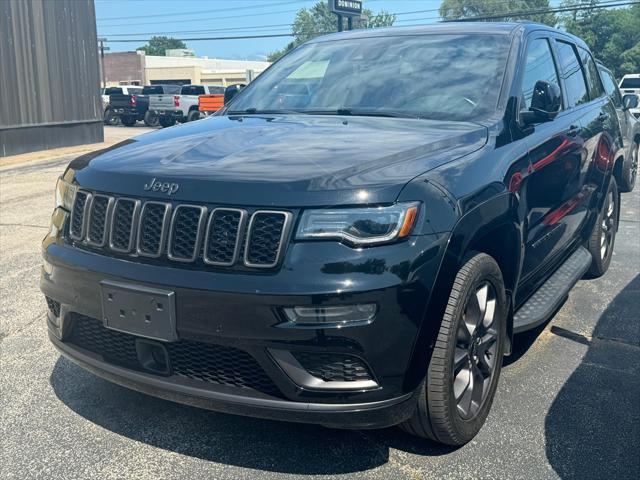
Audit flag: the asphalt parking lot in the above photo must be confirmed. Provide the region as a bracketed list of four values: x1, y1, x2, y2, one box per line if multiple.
[1, 127, 638, 479]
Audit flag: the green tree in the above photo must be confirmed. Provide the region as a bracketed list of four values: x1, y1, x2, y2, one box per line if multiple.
[439, 0, 557, 26]
[137, 36, 187, 56]
[560, 2, 640, 77]
[267, 1, 395, 62]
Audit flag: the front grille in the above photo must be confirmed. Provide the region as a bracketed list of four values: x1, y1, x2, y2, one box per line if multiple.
[245, 211, 291, 267]
[168, 205, 206, 261]
[70, 191, 90, 240]
[293, 352, 373, 382]
[67, 315, 282, 397]
[138, 202, 170, 257]
[110, 198, 138, 252]
[86, 195, 111, 246]
[70, 190, 292, 269]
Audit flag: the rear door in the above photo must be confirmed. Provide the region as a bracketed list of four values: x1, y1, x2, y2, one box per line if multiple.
[519, 35, 588, 281]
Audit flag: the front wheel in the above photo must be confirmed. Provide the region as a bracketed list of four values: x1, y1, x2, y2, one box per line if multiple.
[400, 253, 507, 445]
[586, 177, 619, 277]
[187, 110, 201, 122]
[143, 111, 159, 127]
[103, 108, 118, 125]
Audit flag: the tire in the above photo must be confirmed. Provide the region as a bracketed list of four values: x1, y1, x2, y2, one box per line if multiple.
[187, 109, 201, 122]
[400, 253, 507, 446]
[121, 115, 136, 127]
[143, 111, 159, 127]
[159, 116, 176, 128]
[586, 177, 619, 277]
[619, 142, 638, 192]
[103, 108, 118, 125]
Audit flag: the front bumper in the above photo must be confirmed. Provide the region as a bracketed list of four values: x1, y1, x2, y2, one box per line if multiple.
[50, 326, 418, 428]
[41, 223, 447, 427]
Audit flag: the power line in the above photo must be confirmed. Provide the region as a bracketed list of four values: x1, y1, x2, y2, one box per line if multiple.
[101, 1, 639, 43]
[98, 0, 310, 22]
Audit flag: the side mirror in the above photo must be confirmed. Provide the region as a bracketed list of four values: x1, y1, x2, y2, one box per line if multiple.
[622, 93, 638, 110]
[224, 84, 246, 105]
[522, 80, 562, 125]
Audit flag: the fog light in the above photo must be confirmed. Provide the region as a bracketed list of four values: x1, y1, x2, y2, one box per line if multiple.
[282, 304, 377, 328]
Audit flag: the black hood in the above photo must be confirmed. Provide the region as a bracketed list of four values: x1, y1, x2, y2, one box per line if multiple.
[71, 115, 487, 207]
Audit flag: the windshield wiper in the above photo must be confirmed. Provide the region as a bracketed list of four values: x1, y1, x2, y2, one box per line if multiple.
[302, 108, 422, 119]
[226, 108, 307, 115]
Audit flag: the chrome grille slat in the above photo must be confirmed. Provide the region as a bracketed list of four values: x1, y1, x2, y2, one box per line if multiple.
[69, 191, 290, 269]
[136, 202, 171, 258]
[86, 194, 113, 247]
[69, 191, 91, 241]
[167, 205, 207, 263]
[203, 208, 247, 266]
[244, 211, 293, 268]
[109, 198, 140, 253]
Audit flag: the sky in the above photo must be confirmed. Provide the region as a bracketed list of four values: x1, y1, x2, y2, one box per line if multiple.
[95, 0, 457, 60]
[95, 0, 567, 60]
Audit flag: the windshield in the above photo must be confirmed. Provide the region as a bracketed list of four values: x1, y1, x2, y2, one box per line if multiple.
[620, 78, 640, 89]
[229, 34, 511, 121]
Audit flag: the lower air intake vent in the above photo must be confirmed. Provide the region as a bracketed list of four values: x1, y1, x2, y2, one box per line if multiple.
[67, 315, 281, 397]
[293, 352, 373, 382]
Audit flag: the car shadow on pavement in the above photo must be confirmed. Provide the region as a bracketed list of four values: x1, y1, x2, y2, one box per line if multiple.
[544, 274, 640, 480]
[49, 361, 455, 475]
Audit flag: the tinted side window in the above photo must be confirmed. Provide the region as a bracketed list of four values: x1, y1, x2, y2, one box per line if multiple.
[555, 41, 589, 107]
[578, 47, 604, 100]
[599, 68, 623, 108]
[520, 38, 561, 111]
[142, 86, 162, 95]
[181, 85, 206, 95]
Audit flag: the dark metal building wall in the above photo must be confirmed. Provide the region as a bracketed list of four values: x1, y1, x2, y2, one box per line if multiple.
[0, 0, 103, 157]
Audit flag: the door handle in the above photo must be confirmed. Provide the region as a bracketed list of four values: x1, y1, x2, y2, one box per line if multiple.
[567, 125, 580, 137]
[597, 112, 609, 123]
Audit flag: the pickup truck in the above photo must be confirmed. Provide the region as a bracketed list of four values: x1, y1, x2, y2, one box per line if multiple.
[619, 74, 640, 119]
[150, 85, 224, 127]
[102, 86, 143, 125]
[42, 23, 627, 446]
[110, 85, 180, 127]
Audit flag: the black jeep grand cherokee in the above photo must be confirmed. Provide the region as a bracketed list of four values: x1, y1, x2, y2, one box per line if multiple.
[42, 23, 624, 445]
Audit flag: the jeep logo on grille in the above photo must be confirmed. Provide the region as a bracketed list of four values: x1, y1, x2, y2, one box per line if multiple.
[143, 177, 179, 195]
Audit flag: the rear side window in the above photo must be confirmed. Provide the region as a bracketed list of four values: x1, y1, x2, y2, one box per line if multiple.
[181, 85, 206, 95]
[599, 68, 623, 108]
[620, 78, 640, 89]
[555, 41, 589, 107]
[520, 38, 561, 111]
[578, 47, 604, 100]
[142, 86, 162, 95]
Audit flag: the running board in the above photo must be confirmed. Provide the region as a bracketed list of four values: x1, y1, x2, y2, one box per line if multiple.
[513, 247, 592, 333]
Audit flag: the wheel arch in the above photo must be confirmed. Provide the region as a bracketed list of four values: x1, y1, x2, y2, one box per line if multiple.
[403, 192, 523, 392]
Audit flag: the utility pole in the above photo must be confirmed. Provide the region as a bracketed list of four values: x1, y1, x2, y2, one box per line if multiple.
[97, 38, 109, 89]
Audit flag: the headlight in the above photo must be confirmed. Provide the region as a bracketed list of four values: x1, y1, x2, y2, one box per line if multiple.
[296, 202, 419, 246]
[55, 176, 78, 211]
